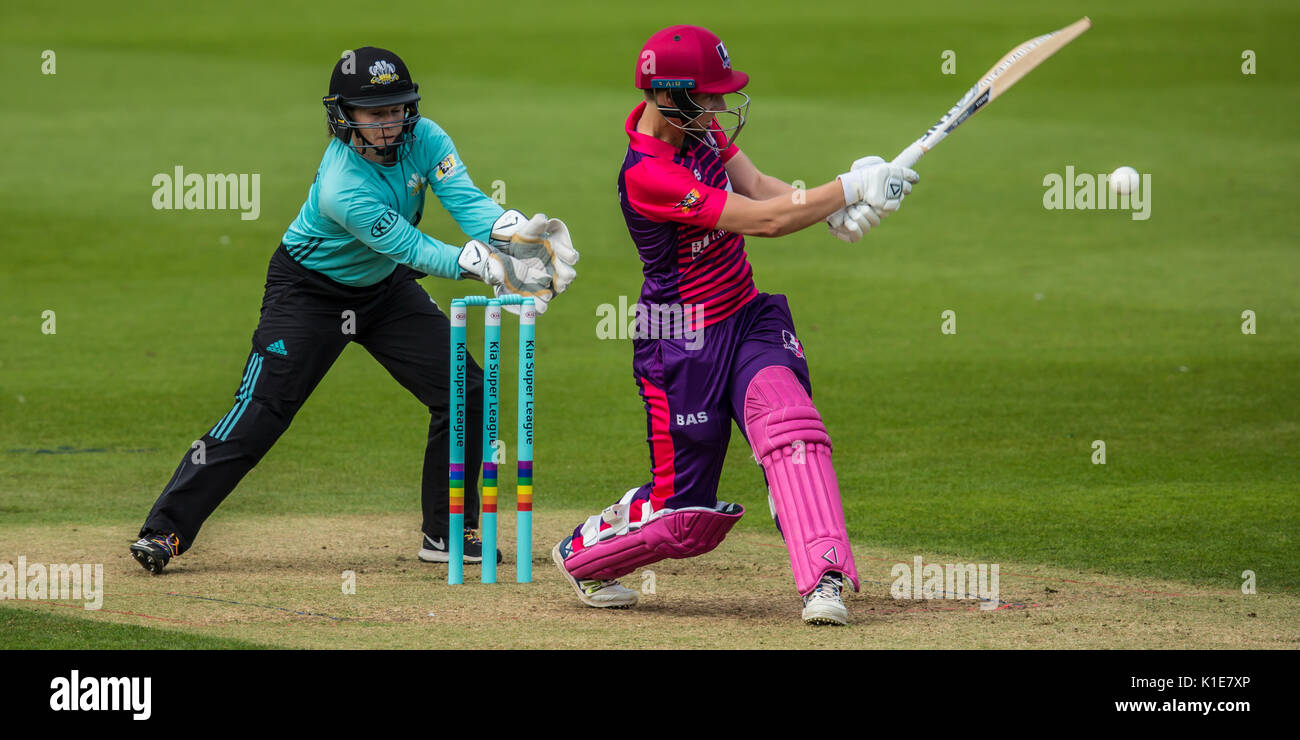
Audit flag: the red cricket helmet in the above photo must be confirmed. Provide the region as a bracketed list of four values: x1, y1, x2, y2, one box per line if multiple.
[636, 25, 749, 93]
[635, 25, 750, 151]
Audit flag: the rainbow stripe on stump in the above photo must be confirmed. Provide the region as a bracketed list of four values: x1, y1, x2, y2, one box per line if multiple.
[448, 299, 468, 585]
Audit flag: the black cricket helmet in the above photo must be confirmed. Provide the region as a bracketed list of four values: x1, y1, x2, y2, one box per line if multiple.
[323, 46, 421, 160]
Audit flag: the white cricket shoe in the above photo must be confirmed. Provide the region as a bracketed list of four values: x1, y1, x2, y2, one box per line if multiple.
[801, 572, 848, 626]
[551, 538, 639, 609]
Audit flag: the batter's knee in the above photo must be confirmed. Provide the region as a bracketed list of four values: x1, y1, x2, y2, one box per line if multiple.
[208, 398, 292, 463]
[743, 365, 829, 458]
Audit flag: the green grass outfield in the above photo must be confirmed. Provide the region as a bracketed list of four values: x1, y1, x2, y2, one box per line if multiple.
[0, 605, 268, 649]
[2, 0, 1297, 646]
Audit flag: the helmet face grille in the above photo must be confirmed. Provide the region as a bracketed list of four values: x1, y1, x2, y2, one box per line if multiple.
[655, 89, 750, 153]
[323, 96, 422, 162]
[324, 47, 422, 162]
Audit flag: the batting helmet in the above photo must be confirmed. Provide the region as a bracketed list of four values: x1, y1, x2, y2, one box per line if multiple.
[323, 46, 422, 161]
[636, 25, 750, 149]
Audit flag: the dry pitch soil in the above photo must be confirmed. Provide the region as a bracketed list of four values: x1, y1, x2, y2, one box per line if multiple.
[1, 511, 1294, 649]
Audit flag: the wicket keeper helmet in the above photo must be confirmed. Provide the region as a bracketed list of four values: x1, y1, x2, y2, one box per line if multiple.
[635, 25, 750, 150]
[323, 46, 422, 161]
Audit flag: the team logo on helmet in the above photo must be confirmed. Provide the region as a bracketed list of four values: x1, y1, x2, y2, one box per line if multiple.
[369, 59, 399, 85]
[716, 42, 731, 70]
[782, 330, 805, 359]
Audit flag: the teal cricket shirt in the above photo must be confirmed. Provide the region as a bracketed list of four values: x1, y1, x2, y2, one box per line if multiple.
[281, 117, 504, 286]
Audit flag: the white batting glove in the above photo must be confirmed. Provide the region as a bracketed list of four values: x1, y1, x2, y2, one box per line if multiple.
[828, 157, 887, 242]
[826, 208, 859, 243]
[827, 203, 882, 243]
[839, 155, 918, 214]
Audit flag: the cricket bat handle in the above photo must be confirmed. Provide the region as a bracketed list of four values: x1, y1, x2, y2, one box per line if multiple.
[893, 141, 926, 170]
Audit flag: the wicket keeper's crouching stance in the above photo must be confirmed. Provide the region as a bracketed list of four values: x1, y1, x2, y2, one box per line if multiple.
[131, 47, 578, 574]
[552, 26, 918, 625]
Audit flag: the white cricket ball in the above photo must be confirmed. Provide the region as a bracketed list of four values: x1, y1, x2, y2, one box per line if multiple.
[1109, 166, 1140, 195]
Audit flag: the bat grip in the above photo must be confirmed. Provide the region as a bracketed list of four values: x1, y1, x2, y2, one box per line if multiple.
[892, 141, 925, 169]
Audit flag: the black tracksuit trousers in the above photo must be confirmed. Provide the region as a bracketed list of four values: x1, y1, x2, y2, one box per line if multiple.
[140, 245, 483, 554]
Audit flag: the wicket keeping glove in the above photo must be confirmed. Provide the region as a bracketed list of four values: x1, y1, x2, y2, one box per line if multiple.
[458, 239, 560, 314]
[487, 209, 528, 246]
[486, 209, 580, 308]
[489, 210, 579, 293]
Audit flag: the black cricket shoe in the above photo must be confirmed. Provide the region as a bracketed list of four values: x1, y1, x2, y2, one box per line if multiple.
[418, 530, 503, 564]
[130, 532, 180, 574]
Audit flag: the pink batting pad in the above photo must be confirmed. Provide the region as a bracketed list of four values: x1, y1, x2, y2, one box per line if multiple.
[562, 504, 744, 581]
[744, 365, 860, 596]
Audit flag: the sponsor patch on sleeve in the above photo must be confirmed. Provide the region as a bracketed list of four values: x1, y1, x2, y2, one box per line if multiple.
[371, 210, 400, 238]
[434, 154, 459, 181]
[675, 188, 704, 213]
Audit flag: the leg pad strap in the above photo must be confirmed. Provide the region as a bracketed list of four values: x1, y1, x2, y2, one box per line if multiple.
[563, 504, 744, 581]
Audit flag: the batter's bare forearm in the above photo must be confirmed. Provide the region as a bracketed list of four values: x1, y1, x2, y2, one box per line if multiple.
[768, 180, 848, 236]
[725, 150, 800, 201]
[716, 180, 846, 238]
[749, 173, 798, 200]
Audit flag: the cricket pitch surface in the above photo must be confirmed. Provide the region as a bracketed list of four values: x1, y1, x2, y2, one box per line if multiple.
[2, 512, 1293, 650]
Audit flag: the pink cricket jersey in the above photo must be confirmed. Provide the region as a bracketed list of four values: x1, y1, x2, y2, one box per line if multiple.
[617, 102, 758, 335]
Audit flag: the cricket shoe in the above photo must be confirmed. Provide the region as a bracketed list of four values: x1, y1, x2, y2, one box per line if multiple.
[801, 572, 848, 626]
[417, 530, 503, 564]
[551, 536, 639, 609]
[130, 532, 180, 575]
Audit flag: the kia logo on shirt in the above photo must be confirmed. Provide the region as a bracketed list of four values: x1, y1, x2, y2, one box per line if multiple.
[371, 210, 400, 237]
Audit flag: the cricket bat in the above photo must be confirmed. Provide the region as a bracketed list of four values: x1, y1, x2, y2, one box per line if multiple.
[893, 17, 1092, 169]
